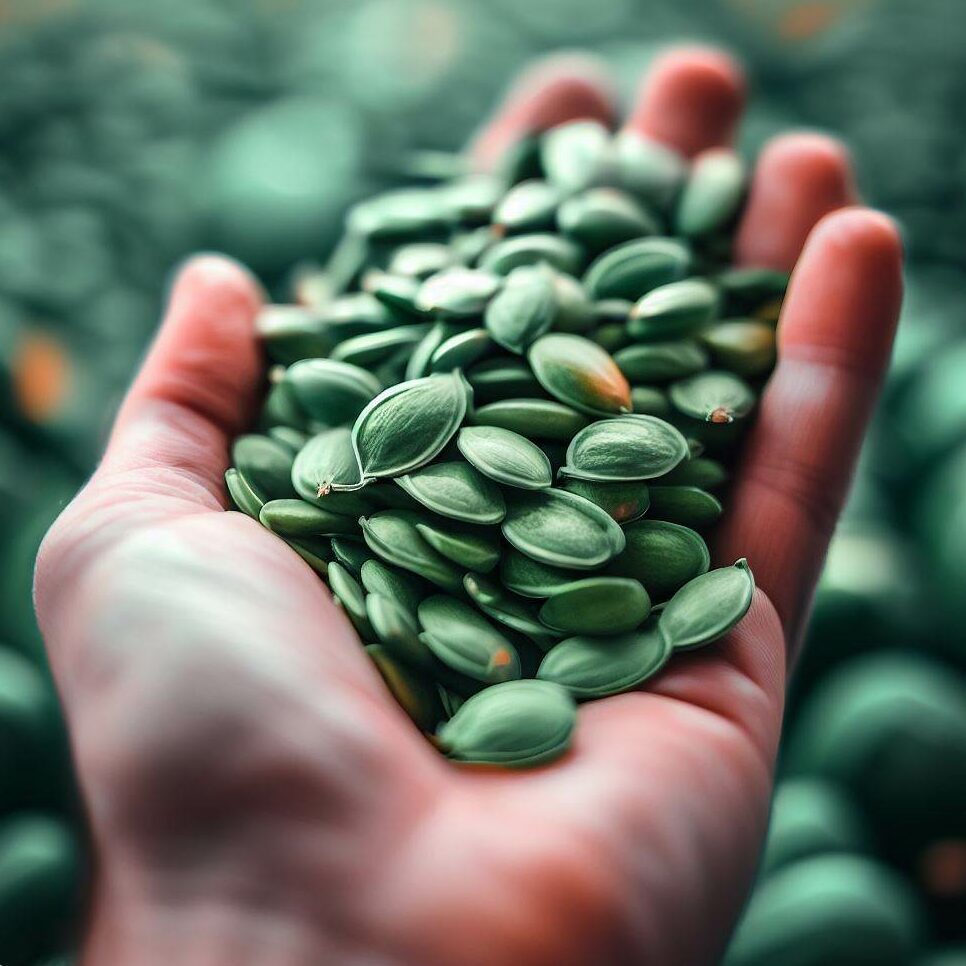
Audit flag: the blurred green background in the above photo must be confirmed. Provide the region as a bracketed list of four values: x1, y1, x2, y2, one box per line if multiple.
[1, 0, 965, 962]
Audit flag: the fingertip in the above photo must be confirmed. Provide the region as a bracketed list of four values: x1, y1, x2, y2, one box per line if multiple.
[806, 205, 904, 267]
[168, 253, 264, 320]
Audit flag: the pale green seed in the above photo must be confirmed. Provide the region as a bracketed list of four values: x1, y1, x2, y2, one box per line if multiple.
[320, 292, 394, 334]
[660, 456, 729, 489]
[259, 499, 359, 537]
[478, 233, 583, 277]
[613, 131, 687, 209]
[593, 322, 631, 353]
[559, 478, 651, 524]
[701, 319, 777, 377]
[583, 237, 691, 301]
[285, 358, 382, 426]
[614, 340, 709, 383]
[261, 378, 308, 431]
[363, 271, 424, 319]
[232, 435, 295, 500]
[444, 174, 503, 225]
[502, 488, 625, 570]
[472, 399, 589, 441]
[269, 426, 310, 454]
[630, 386, 671, 417]
[348, 371, 469, 485]
[327, 562, 373, 640]
[528, 333, 631, 416]
[675, 149, 747, 238]
[348, 188, 451, 241]
[541, 120, 612, 193]
[419, 596, 521, 685]
[395, 461, 506, 525]
[359, 511, 463, 591]
[414, 520, 500, 573]
[286, 537, 332, 575]
[406, 321, 460, 380]
[608, 519, 710, 602]
[659, 559, 755, 651]
[716, 267, 789, 314]
[500, 548, 575, 599]
[561, 415, 689, 482]
[648, 486, 723, 529]
[627, 278, 720, 341]
[416, 268, 502, 318]
[463, 574, 559, 645]
[484, 263, 557, 353]
[537, 621, 671, 698]
[669, 370, 756, 424]
[292, 428, 371, 514]
[257, 304, 332, 365]
[457, 426, 553, 490]
[430, 328, 493, 372]
[539, 577, 651, 636]
[466, 357, 544, 403]
[330, 536, 372, 575]
[557, 187, 659, 253]
[360, 559, 428, 614]
[330, 326, 428, 367]
[366, 594, 431, 669]
[493, 179, 562, 233]
[225, 468, 264, 519]
[388, 242, 454, 279]
[367, 644, 442, 732]
[437, 679, 576, 767]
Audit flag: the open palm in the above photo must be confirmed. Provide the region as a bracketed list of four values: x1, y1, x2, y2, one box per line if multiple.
[35, 48, 902, 966]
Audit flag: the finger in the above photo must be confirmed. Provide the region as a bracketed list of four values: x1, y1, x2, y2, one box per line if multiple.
[735, 132, 858, 271]
[469, 53, 616, 171]
[102, 255, 264, 503]
[717, 207, 904, 650]
[623, 46, 745, 156]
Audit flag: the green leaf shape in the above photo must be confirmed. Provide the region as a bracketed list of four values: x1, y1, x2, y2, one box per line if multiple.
[583, 237, 691, 302]
[607, 519, 710, 602]
[359, 511, 463, 591]
[658, 559, 755, 651]
[659, 457, 729, 489]
[349, 371, 470, 486]
[630, 386, 671, 418]
[348, 188, 452, 241]
[675, 149, 747, 238]
[259, 499, 360, 538]
[561, 415, 689, 482]
[669, 370, 756, 424]
[557, 187, 659, 253]
[700, 319, 776, 378]
[613, 131, 687, 210]
[457, 426, 553, 490]
[232, 434, 296, 500]
[418, 596, 521, 685]
[463, 574, 559, 645]
[559, 478, 650, 524]
[330, 325, 428, 368]
[291, 429, 370, 514]
[614, 340, 709, 383]
[493, 179, 562, 234]
[484, 263, 558, 354]
[360, 559, 429, 614]
[327, 561, 373, 641]
[225, 468, 264, 519]
[430, 329, 493, 373]
[502, 488, 626, 570]
[528, 333, 631, 416]
[388, 242, 454, 280]
[367, 644, 443, 732]
[472, 399, 589, 442]
[537, 621, 671, 699]
[414, 520, 500, 573]
[627, 278, 720, 341]
[541, 119, 612, 193]
[395, 461, 505, 525]
[648, 486, 723, 529]
[500, 549, 575, 599]
[415, 268, 502, 318]
[285, 358, 383, 426]
[478, 233, 583, 277]
[366, 593, 432, 669]
[330, 536, 372, 575]
[539, 577, 651, 636]
[437, 679, 576, 767]
[466, 357, 545, 403]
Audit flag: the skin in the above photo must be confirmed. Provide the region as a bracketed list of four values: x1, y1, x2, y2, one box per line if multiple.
[34, 47, 903, 966]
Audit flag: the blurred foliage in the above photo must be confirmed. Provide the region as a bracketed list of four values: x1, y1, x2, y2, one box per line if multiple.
[0, 0, 965, 962]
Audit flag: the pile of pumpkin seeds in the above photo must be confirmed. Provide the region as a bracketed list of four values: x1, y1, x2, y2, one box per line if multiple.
[227, 120, 783, 768]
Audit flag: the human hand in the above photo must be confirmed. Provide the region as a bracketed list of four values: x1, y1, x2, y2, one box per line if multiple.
[35, 47, 902, 966]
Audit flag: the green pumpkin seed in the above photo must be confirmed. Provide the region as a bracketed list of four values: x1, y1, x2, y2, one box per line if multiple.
[614, 340, 710, 382]
[466, 357, 545, 403]
[559, 478, 651, 524]
[493, 180, 562, 234]
[348, 371, 469, 485]
[330, 325, 428, 367]
[584, 237, 691, 301]
[348, 188, 451, 241]
[627, 278, 720, 341]
[716, 267, 789, 314]
[669, 370, 756, 424]
[676, 149, 746, 239]
[539, 577, 651, 636]
[593, 322, 631, 354]
[232, 434, 295, 500]
[388, 242, 454, 279]
[660, 456, 729, 489]
[285, 358, 382, 426]
[367, 645, 442, 732]
[594, 298, 633, 323]
[613, 131, 687, 210]
[537, 621, 671, 698]
[451, 225, 496, 266]
[359, 511, 463, 591]
[444, 175, 503, 225]
[438, 686, 465, 719]
[528, 333, 631, 416]
[430, 328, 493, 372]
[286, 537, 332, 575]
[608, 519, 710, 601]
[259, 499, 359, 538]
[415, 268, 502, 318]
[550, 271, 596, 332]
[457, 426, 552, 489]
[327, 562, 374, 640]
[414, 521, 500, 573]
[418, 596, 521, 684]
[257, 304, 332, 365]
[292, 428, 370, 513]
[484, 263, 557, 353]
[500, 548, 575, 598]
[360, 559, 428, 614]
[648, 486, 723, 529]
[320, 292, 395, 334]
[363, 270, 424, 319]
[261, 378, 309, 431]
[437, 679, 576, 767]
[557, 187, 659, 253]
[659, 559, 755, 651]
[463, 574, 559, 645]
[330, 536, 372, 575]
[225, 467, 264, 519]
[472, 399, 589, 441]
[366, 594, 431, 669]
[630, 385, 671, 417]
[541, 119, 612, 193]
[502, 488, 625, 570]
[561, 415, 688, 482]
[478, 233, 583, 277]
[701, 319, 777, 377]
[396, 461, 505, 525]
[406, 321, 460, 380]
[269, 426, 310, 454]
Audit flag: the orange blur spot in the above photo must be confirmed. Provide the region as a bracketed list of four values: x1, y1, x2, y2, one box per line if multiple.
[492, 648, 512, 667]
[779, 2, 844, 41]
[13, 331, 71, 423]
[920, 840, 966, 898]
